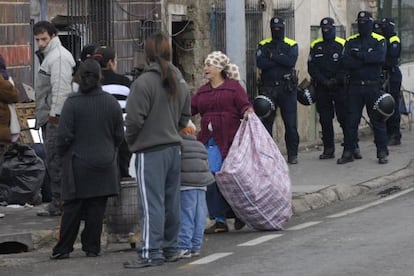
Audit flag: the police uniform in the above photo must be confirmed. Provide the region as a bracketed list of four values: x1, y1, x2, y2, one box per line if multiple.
[308, 17, 347, 159]
[338, 11, 388, 164]
[381, 18, 403, 145]
[256, 17, 299, 164]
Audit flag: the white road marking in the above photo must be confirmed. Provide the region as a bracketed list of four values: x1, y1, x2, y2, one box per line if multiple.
[286, 221, 323, 230]
[189, 252, 233, 265]
[327, 187, 414, 218]
[237, 234, 283, 247]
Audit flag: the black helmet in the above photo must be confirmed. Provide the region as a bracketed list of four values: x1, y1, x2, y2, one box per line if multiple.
[297, 85, 316, 105]
[371, 93, 395, 121]
[253, 95, 275, 119]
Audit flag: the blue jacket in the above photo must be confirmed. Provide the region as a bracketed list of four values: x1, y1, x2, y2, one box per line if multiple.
[384, 34, 402, 82]
[342, 32, 386, 81]
[308, 37, 345, 84]
[256, 37, 298, 83]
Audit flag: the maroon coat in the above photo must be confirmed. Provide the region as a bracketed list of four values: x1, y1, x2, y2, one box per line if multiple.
[191, 79, 252, 159]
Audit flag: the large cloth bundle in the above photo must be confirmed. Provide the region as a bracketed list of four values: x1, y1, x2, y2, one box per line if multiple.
[215, 113, 292, 230]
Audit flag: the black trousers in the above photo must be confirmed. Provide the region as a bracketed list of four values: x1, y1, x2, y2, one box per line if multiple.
[52, 196, 108, 255]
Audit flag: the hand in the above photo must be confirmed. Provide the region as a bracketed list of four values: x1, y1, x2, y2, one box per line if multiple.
[243, 108, 254, 121]
[350, 48, 359, 56]
[323, 79, 337, 88]
[327, 78, 337, 88]
[351, 48, 364, 59]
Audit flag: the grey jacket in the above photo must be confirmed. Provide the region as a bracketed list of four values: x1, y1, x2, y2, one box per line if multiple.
[180, 133, 215, 187]
[125, 62, 191, 153]
[35, 36, 76, 128]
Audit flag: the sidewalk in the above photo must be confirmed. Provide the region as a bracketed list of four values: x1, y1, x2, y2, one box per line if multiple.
[0, 127, 413, 253]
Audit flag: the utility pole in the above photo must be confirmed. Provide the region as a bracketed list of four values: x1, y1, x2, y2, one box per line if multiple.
[226, 0, 246, 87]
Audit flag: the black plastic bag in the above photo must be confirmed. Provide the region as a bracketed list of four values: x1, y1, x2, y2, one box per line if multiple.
[0, 143, 45, 205]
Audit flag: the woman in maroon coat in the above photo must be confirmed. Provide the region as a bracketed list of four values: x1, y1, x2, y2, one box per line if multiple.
[191, 51, 253, 233]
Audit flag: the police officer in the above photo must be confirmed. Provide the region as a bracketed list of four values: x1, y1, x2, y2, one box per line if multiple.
[308, 17, 347, 160]
[338, 11, 388, 165]
[381, 18, 402, 146]
[373, 19, 382, 35]
[256, 16, 299, 164]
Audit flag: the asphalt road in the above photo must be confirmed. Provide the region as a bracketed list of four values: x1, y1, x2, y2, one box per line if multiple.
[1, 176, 414, 276]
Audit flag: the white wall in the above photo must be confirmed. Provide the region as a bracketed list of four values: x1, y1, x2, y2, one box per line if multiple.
[401, 62, 414, 92]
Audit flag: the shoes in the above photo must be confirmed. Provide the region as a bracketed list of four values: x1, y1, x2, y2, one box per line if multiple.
[319, 152, 334, 159]
[123, 258, 164, 269]
[37, 209, 62, 217]
[164, 254, 180, 263]
[177, 249, 192, 259]
[50, 252, 70, 260]
[319, 148, 334, 160]
[86, 252, 100, 257]
[378, 156, 388, 164]
[287, 156, 298, 164]
[204, 221, 229, 234]
[353, 148, 362, 159]
[388, 138, 401, 146]
[234, 217, 246, 230]
[37, 203, 62, 217]
[378, 151, 389, 164]
[337, 151, 354, 165]
[191, 250, 200, 257]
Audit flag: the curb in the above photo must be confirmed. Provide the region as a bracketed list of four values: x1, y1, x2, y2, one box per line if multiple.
[292, 159, 414, 214]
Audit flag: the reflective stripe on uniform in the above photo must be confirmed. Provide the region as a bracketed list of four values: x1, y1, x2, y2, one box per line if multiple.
[259, 37, 297, 46]
[389, 35, 400, 44]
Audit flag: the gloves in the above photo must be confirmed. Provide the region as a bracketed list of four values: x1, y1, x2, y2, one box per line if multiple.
[351, 48, 365, 60]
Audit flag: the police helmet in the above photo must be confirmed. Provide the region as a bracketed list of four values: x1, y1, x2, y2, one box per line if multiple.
[371, 93, 395, 121]
[297, 85, 316, 106]
[253, 95, 275, 119]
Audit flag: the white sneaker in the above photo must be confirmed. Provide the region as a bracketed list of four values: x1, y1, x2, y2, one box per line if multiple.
[178, 249, 192, 259]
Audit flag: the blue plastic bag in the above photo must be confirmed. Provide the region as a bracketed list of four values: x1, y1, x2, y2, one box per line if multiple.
[206, 138, 222, 174]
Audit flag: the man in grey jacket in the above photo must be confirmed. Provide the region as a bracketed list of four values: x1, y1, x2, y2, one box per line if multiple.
[33, 21, 76, 216]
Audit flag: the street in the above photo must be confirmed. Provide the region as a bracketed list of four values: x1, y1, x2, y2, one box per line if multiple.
[1, 176, 414, 276]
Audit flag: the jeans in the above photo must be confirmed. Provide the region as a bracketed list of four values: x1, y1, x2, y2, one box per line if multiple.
[178, 189, 207, 252]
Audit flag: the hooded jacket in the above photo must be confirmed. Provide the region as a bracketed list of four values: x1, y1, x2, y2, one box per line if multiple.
[125, 62, 191, 153]
[35, 36, 76, 128]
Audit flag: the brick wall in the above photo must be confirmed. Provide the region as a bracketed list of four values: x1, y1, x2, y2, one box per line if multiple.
[0, 1, 32, 101]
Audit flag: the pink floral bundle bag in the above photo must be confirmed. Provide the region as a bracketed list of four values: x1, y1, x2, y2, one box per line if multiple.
[216, 113, 292, 230]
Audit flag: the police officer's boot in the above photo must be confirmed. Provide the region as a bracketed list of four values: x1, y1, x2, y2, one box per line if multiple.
[378, 151, 388, 164]
[353, 148, 362, 159]
[337, 150, 354, 164]
[319, 147, 335, 159]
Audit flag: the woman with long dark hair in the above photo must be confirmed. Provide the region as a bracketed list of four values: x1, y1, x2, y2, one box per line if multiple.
[123, 32, 191, 269]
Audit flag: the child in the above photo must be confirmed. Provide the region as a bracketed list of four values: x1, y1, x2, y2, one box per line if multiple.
[178, 120, 215, 258]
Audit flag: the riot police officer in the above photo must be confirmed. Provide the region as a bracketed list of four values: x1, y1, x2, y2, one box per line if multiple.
[381, 18, 402, 146]
[308, 17, 347, 160]
[256, 17, 299, 164]
[338, 11, 388, 165]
